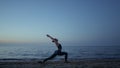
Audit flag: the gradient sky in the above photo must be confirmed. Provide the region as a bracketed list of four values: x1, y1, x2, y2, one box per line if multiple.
[0, 0, 120, 45]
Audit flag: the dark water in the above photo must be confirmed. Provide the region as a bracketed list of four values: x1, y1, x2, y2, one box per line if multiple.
[0, 44, 120, 60]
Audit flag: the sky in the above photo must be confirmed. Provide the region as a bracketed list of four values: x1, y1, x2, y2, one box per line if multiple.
[0, 0, 120, 46]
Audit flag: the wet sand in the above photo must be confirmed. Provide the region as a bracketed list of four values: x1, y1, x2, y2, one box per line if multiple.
[0, 59, 120, 68]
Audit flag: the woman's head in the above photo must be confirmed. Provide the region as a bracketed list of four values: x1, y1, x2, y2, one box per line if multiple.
[52, 38, 58, 42]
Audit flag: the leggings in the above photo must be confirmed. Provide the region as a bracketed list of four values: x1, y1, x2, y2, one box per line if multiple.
[43, 50, 68, 63]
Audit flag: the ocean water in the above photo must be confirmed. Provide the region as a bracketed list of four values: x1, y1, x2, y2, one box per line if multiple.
[0, 44, 120, 60]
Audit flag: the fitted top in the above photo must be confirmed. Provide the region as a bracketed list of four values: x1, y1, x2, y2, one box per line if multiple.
[57, 44, 62, 50]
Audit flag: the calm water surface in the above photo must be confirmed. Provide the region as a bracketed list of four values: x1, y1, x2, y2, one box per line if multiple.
[0, 44, 120, 60]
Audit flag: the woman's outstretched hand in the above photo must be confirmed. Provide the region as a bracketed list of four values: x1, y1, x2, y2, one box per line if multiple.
[46, 34, 50, 37]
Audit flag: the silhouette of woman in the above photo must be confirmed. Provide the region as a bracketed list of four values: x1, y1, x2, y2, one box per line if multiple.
[39, 34, 68, 63]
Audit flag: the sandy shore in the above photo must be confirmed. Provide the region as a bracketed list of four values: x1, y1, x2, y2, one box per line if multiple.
[0, 59, 120, 68]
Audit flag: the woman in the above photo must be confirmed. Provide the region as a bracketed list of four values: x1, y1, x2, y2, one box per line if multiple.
[39, 34, 68, 63]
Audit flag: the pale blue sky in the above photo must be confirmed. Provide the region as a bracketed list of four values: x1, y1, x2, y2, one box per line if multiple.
[0, 0, 120, 45]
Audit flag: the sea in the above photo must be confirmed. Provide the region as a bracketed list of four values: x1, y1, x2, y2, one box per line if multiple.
[0, 43, 120, 61]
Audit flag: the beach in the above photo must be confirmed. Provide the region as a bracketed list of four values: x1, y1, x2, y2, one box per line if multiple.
[0, 59, 120, 68]
[0, 45, 120, 68]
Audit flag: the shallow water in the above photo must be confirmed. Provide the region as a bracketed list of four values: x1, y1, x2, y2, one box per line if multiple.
[0, 43, 120, 60]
